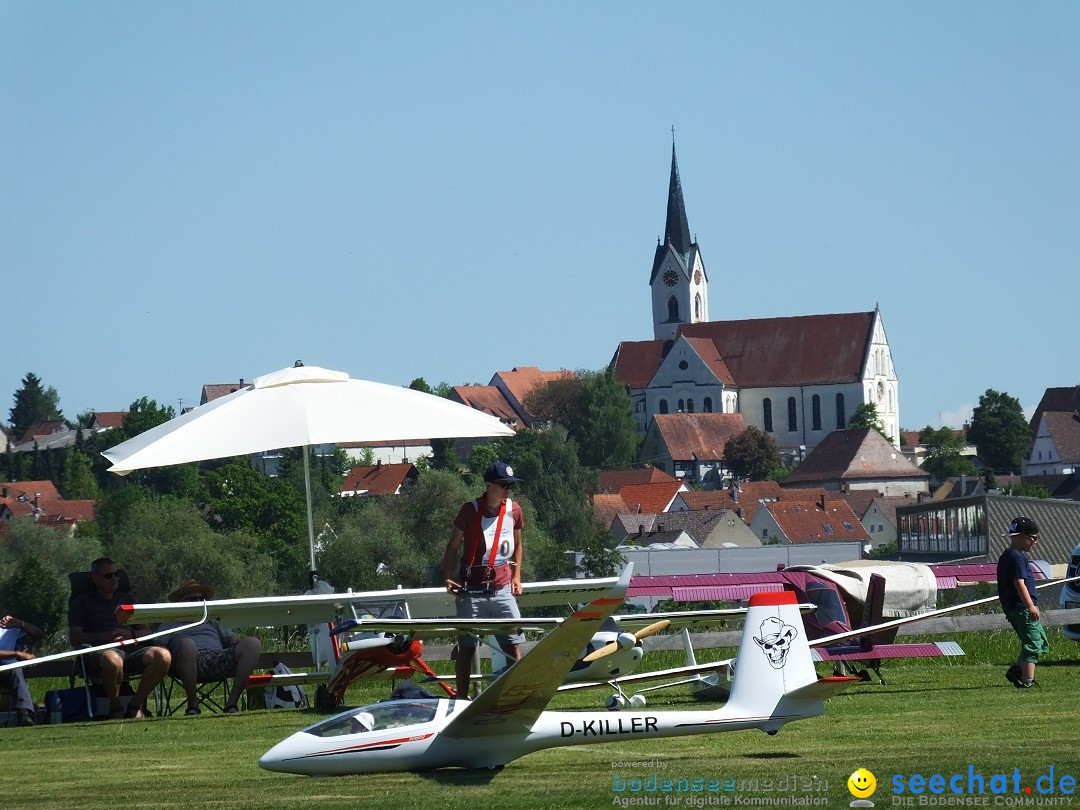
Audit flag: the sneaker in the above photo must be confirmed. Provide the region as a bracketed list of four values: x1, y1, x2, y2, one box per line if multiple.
[1005, 665, 1022, 686]
[184, 706, 201, 716]
[1014, 678, 1039, 689]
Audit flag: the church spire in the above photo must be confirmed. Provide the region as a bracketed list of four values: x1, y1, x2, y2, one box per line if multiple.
[665, 142, 692, 256]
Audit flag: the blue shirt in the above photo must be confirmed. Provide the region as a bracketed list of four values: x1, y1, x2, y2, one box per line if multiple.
[997, 548, 1037, 612]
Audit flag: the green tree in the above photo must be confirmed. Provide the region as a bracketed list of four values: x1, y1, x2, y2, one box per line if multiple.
[8, 372, 63, 438]
[918, 425, 977, 483]
[574, 369, 639, 470]
[59, 446, 101, 500]
[108, 496, 277, 604]
[1, 554, 67, 638]
[723, 426, 781, 481]
[967, 389, 1031, 474]
[524, 376, 583, 429]
[847, 402, 890, 441]
[0, 516, 103, 588]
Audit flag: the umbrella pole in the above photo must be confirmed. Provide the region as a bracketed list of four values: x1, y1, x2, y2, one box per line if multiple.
[303, 448, 317, 575]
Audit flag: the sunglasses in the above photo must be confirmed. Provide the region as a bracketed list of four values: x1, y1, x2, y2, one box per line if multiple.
[494, 481, 515, 490]
[97, 572, 118, 580]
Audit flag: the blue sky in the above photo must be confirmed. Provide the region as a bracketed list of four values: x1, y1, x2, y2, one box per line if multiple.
[2, 3, 1077, 433]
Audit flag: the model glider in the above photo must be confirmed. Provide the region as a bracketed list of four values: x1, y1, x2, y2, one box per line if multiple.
[258, 565, 859, 776]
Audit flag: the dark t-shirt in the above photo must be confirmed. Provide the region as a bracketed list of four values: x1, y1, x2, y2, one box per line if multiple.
[997, 548, 1037, 612]
[68, 591, 134, 634]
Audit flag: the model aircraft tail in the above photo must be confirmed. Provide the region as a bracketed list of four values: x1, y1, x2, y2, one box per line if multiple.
[724, 591, 855, 728]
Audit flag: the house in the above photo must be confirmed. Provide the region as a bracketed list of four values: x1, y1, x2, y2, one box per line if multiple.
[11, 420, 77, 452]
[0, 480, 95, 528]
[340, 440, 432, 466]
[896, 493, 1080, 564]
[451, 367, 576, 429]
[610, 146, 899, 456]
[840, 490, 916, 548]
[592, 493, 632, 531]
[898, 428, 977, 469]
[748, 495, 871, 547]
[339, 463, 418, 497]
[782, 428, 929, 497]
[596, 465, 677, 494]
[616, 481, 689, 515]
[638, 412, 746, 489]
[89, 411, 127, 431]
[1026, 399, 1080, 476]
[611, 508, 759, 548]
[449, 385, 521, 426]
[200, 380, 249, 405]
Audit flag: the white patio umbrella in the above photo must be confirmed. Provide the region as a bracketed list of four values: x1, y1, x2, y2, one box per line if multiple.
[102, 363, 515, 574]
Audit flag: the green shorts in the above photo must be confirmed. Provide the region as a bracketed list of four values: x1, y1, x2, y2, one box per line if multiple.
[1006, 607, 1050, 663]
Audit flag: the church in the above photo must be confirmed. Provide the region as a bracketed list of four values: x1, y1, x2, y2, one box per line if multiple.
[611, 145, 900, 459]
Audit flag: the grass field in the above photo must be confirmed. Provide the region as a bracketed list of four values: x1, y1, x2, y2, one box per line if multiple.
[2, 628, 1077, 809]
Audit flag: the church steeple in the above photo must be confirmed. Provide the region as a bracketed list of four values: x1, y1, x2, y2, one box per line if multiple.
[665, 142, 692, 257]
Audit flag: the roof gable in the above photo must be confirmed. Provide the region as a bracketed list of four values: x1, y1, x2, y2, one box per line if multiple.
[784, 428, 928, 484]
[597, 466, 678, 494]
[617, 481, 687, 514]
[449, 386, 520, 423]
[1043, 411, 1080, 462]
[340, 463, 417, 496]
[201, 380, 249, 405]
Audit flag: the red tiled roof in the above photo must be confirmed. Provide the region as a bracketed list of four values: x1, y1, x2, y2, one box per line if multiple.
[1043, 411, 1080, 462]
[762, 499, 871, 544]
[491, 367, 576, 410]
[681, 337, 736, 386]
[0, 481, 94, 523]
[675, 490, 737, 511]
[1030, 386, 1080, 435]
[651, 413, 746, 460]
[201, 381, 249, 405]
[597, 466, 678, 494]
[617, 481, 687, 514]
[16, 420, 68, 445]
[784, 428, 928, 484]
[592, 493, 631, 529]
[340, 463, 417, 496]
[449, 386, 519, 422]
[92, 411, 127, 429]
[610, 340, 670, 389]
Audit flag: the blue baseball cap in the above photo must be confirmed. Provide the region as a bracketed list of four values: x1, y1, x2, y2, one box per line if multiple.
[483, 461, 523, 483]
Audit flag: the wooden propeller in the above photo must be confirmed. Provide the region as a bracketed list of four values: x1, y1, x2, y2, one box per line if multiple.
[582, 619, 671, 662]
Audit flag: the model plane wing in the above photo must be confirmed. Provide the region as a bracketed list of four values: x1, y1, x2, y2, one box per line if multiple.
[117, 575, 620, 627]
[811, 641, 963, 662]
[442, 565, 633, 738]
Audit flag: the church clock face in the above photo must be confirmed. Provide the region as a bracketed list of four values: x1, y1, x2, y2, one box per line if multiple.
[694, 269, 702, 285]
[663, 269, 678, 287]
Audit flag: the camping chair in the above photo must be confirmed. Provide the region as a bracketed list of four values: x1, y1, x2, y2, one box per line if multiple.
[68, 570, 156, 718]
[157, 629, 236, 716]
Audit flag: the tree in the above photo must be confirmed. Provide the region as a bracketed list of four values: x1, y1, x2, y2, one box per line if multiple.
[723, 427, 781, 481]
[8, 372, 63, 438]
[573, 369, 639, 470]
[847, 402, 890, 442]
[1, 554, 67, 638]
[918, 425, 977, 483]
[967, 389, 1031, 474]
[59, 447, 101, 500]
[524, 376, 583, 430]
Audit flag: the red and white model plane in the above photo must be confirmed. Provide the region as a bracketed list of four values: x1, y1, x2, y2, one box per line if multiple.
[257, 566, 859, 776]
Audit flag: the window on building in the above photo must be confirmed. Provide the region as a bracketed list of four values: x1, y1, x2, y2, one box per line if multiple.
[843, 521, 854, 531]
[823, 523, 834, 534]
[659, 399, 669, 414]
[694, 293, 702, 320]
[678, 399, 685, 412]
[667, 296, 680, 321]
[836, 393, 846, 429]
[787, 397, 797, 432]
[812, 395, 821, 431]
[762, 528, 768, 538]
[763, 398, 773, 432]
[687, 399, 694, 413]
[704, 397, 713, 413]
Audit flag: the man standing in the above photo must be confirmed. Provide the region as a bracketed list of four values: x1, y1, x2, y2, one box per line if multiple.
[443, 461, 525, 698]
[68, 558, 171, 718]
[997, 516, 1049, 689]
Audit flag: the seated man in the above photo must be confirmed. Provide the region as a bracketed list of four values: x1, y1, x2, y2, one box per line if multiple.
[159, 579, 261, 715]
[68, 557, 171, 719]
[0, 613, 43, 726]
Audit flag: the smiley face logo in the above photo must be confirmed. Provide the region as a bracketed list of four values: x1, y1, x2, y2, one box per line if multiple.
[847, 768, 876, 798]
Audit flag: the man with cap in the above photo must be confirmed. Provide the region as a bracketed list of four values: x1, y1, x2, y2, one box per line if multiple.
[997, 516, 1049, 688]
[443, 461, 525, 698]
[158, 579, 262, 714]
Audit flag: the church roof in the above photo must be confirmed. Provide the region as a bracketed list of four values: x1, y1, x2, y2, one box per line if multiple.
[678, 312, 875, 387]
[650, 143, 694, 282]
[784, 428, 928, 485]
[612, 311, 877, 391]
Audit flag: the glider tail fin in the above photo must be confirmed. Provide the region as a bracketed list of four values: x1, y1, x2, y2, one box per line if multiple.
[725, 591, 854, 727]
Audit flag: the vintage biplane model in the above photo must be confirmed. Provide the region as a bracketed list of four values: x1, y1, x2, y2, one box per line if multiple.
[257, 565, 860, 776]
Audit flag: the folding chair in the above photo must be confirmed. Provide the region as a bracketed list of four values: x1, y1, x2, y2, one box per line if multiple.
[68, 570, 152, 718]
[158, 664, 232, 716]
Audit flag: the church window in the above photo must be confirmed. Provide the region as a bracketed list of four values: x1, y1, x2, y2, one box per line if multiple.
[704, 397, 713, 413]
[687, 399, 695, 413]
[694, 293, 702, 320]
[678, 399, 685, 412]
[812, 395, 821, 431]
[667, 296, 680, 321]
[763, 398, 773, 432]
[787, 397, 797, 432]
[836, 393, 846, 429]
[659, 399, 669, 415]
[679, 360, 688, 370]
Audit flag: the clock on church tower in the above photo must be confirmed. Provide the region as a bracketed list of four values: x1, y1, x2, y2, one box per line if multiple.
[663, 269, 678, 287]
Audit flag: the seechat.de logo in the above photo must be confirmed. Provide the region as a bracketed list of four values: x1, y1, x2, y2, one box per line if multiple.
[848, 768, 877, 807]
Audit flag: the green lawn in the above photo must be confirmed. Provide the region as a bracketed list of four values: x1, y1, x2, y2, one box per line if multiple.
[2, 630, 1077, 809]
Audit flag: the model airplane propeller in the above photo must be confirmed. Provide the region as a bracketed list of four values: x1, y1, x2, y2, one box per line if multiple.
[581, 619, 670, 662]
